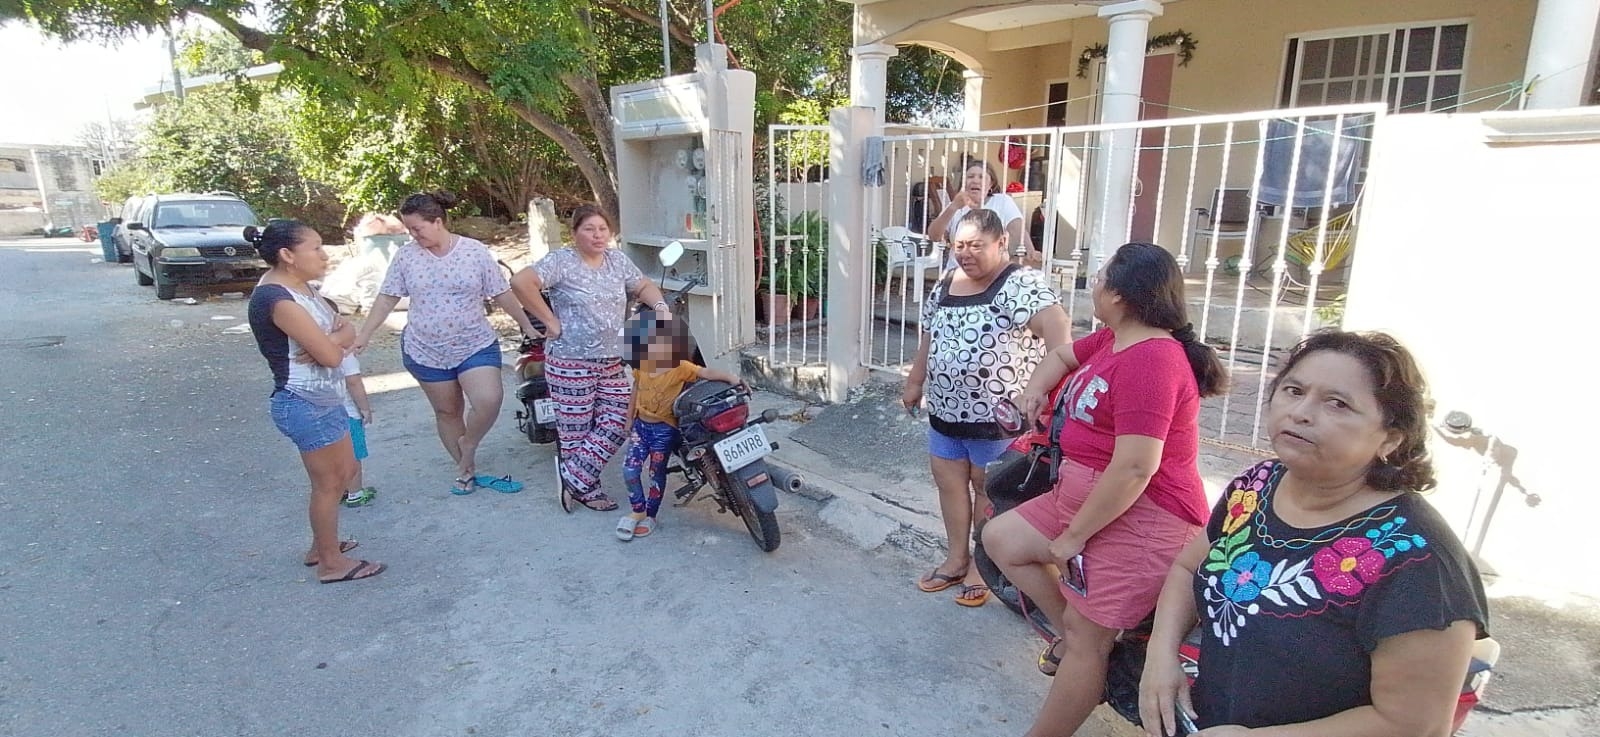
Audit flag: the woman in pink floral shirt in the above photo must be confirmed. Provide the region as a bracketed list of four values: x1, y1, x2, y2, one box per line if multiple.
[354, 190, 540, 496]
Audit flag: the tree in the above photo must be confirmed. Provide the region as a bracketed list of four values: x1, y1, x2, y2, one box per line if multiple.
[8, 0, 963, 218]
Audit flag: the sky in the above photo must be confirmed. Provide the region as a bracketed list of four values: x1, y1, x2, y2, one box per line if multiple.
[0, 23, 176, 146]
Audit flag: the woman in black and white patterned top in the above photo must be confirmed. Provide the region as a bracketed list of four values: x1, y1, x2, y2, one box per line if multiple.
[902, 209, 1069, 607]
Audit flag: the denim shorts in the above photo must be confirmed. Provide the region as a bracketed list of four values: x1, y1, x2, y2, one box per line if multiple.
[402, 341, 502, 384]
[928, 426, 1014, 467]
[348, 417, 369, 461]
[270, 391, 350, 453]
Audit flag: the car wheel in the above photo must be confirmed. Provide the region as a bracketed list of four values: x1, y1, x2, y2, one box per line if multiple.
[135, 255, 153, 286]
[154, 269, 177, 300]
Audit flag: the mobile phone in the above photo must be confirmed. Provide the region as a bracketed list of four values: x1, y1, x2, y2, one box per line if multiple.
[1060, 554, 1087, 596]
[1178, 710, 1200, 735]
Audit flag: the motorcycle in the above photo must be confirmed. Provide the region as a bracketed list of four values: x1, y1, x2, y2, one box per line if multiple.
[649, 240, 802, 552]
[972, 398, 1499, 734]
[502, 261, 559, 446]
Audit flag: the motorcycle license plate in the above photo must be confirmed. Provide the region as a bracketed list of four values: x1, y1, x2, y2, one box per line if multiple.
[533, 398, 557, 424]
[713, 425, 771, 472]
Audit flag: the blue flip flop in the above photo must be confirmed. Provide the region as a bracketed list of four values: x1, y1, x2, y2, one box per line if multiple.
[474, 474, 523, 494]
[450, 476, 476, 496]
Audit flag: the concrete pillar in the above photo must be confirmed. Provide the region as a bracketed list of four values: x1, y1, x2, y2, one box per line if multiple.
[1086, 0, 1161, 276]
[962, 70, 989, 131]
[526, 198, 559, 262]
[850, 44, 899, 128]
[1523, 0, 1600, 109]
[825, 107, 876, 402]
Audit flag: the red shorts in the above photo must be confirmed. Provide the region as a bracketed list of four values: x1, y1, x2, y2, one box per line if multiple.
[1014, 458, 1201, 630]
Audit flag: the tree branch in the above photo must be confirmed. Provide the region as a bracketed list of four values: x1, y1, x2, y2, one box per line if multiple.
[592, 0, 697, 49]
[425, 54, 618, 215]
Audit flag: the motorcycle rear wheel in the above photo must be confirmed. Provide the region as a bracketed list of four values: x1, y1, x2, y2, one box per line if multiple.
[717, 462, 780, 552]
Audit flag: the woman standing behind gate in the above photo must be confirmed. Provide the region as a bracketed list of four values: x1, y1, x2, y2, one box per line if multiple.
[510, 205, 674, 511]
[902, 209, 1069, 607]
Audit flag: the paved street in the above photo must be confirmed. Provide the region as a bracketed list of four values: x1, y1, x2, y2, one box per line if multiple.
[0, 237, 1126, 737]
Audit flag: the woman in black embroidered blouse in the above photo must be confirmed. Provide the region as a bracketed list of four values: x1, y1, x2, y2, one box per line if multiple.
[1139, 331, 1489, 737]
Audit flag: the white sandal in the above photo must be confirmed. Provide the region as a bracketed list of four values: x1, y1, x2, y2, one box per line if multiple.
[615, 515, 638, 541]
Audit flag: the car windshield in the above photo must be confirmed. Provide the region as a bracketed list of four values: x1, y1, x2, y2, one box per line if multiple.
[152, 201, 260, 229]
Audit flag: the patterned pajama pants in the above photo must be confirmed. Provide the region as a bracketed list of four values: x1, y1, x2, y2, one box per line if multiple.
[623, 419, 683, 517]
[546, 356, 631, 495]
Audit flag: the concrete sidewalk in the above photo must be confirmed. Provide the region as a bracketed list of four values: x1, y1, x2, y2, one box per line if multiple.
[757, 378, 1600, 737]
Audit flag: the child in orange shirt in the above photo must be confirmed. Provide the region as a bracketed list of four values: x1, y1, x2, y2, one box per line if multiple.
[617, 313, 741, 541]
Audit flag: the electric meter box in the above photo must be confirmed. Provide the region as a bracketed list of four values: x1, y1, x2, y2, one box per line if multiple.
[612, 43, 757, 373]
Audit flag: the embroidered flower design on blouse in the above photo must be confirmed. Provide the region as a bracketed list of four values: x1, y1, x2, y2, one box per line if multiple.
[1311, 537, 1388, 596]
[1222, 486, 1260, 535]
[1222, 552, 1272, 603]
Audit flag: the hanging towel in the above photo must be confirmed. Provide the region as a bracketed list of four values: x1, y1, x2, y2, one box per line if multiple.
[863, 136, 886, 187]
[1257, 114, 1370, 208]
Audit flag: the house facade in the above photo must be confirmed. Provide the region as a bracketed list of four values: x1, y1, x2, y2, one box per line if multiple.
[0, 144, 105, 236]
[796, 0, 1600, 595]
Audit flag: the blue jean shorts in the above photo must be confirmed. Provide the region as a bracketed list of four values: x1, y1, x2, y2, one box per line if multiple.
[928, 426, 1014, 467]
[348, 417, 369, 461]
[403, 341, 502, 384]
[270, 391, 350, 453]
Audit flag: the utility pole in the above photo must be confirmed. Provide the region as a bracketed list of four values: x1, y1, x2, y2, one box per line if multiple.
[166, 26, 186, 101]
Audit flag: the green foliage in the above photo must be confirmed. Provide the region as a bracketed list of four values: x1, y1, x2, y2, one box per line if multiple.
[108, 87, 344, 238]
[886, 45, 966, 128]
[773, 210, 827, 298]
[175, 28, 260, 76]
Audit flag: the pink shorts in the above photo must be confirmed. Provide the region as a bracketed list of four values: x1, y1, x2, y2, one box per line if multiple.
[1014, 457, 1201, 630]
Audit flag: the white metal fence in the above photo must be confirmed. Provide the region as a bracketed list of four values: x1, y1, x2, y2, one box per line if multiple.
[869, 103, 1384, 449]
[761, 124, 831, 368]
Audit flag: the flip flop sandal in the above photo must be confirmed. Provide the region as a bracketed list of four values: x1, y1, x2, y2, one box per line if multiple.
[615, 515, 638, 541]
[557, 466, 574, 513]
[1038, 636, 1064, 676]
[570, 488, 619, 512]
[918, 568, 968, 593]
[632, 517, 658, 538]
[319, 560, 386, 584]
[303, 539, 359, 567]
[955, 584, 992, 608]
[450, 476, 475, 496]
[475, 474, 523, 494]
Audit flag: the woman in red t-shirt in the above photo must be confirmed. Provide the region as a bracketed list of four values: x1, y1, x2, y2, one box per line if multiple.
[982, 242, 1227, 737]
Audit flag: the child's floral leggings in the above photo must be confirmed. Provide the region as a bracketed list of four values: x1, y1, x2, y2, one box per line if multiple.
[623, 418, 683, 517]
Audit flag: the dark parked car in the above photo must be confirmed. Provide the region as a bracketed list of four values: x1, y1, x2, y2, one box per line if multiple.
[126, 193, 268, 300]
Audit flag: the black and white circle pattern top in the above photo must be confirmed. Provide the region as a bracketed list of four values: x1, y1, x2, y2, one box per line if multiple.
[920, 265, 1060, 439]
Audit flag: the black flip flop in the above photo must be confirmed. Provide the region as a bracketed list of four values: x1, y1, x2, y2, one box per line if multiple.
[319, 560, 386, 584]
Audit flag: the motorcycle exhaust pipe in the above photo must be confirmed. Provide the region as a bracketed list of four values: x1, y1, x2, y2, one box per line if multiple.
[767, 462, 804, 493]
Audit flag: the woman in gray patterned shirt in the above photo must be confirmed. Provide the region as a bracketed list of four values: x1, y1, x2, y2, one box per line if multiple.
[511, 205, 673, 511]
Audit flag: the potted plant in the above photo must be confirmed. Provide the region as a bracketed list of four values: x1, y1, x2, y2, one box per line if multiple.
[757, 255, 792, 326]
[777, 212, 828, 321]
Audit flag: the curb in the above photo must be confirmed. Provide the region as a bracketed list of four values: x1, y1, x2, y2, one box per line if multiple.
[769, 438, 948, 562]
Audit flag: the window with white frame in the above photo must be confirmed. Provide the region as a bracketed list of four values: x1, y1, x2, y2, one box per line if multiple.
[1281, 23, 1469, 113]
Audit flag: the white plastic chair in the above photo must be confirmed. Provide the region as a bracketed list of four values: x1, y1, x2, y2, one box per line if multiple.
[880, 226, 943, 303]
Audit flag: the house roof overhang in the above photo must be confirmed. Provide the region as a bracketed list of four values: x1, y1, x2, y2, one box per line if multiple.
[842, 0, 1181, 54]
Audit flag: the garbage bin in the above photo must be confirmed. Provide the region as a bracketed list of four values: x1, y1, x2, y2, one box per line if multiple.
[96, 222, 118, 263]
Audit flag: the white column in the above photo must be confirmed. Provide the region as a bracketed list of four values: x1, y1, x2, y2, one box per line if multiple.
[1086, 0, 1161, 276]
[962, 70, 989, 131]
[850, 44, 899, 128]
[825, 107, 876, 402]
[1523, 0, 1600, 109]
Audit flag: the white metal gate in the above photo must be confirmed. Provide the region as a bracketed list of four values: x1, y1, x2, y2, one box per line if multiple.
[761, 124, 831, 369]
[869, 103, 1384, 450]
